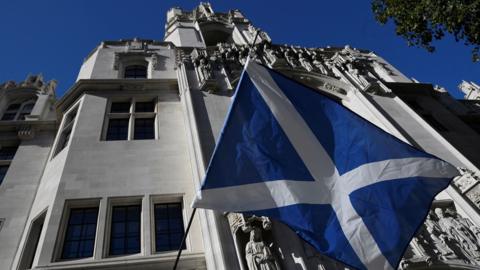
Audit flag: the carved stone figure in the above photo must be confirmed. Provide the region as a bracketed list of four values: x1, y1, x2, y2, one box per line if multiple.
[345, 62, 370, 88]
[454, 170, 478, 193]
[195, 55, 214, 82]
[435, 208, 480, 260]
[262, 43, 281, 66]
[312, 54, 329, 75]
[151, 53, 160, 70]
[466, 185, 480, 208]
[282, 47, 299, 68]
[245, 227, 278, 270]
[424, 212, 456, 258]
[298, 52, 313, 72]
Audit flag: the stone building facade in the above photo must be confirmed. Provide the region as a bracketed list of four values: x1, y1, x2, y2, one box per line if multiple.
[1, 3, 480, 270]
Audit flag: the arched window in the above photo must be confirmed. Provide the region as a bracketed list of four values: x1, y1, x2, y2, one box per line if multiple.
[124, 65, 147, 79]
[1, 99, 35, 121]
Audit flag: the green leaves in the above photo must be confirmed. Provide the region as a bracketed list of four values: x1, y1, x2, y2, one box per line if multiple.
[371, 0, 480, 62]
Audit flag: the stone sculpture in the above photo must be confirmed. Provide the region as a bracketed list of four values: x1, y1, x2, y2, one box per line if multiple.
[245, 227, 278, 270]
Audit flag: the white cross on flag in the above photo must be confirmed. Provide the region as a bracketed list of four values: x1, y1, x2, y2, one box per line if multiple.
[192, 60, 458, 270]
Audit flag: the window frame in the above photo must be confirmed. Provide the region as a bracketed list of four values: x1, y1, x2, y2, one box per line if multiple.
[149, 195, 187, 254]
[0, 142, 19, 186]
[1, 99, 36, 121]
[103, 196, 144, 258]
[54, 199, 101, 262]
[124, 65, 148, 79]
[102, 97, 158, 141]
[51, 101, 81, 159]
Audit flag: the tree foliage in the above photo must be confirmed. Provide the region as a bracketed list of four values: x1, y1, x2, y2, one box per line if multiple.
[371, 0, 480, 61]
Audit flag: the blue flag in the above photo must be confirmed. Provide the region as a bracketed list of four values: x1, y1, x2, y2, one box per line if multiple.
[192, 60, 457, 270]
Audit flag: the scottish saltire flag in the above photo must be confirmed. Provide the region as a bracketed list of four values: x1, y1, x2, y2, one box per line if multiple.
[192, 60, 458, 270]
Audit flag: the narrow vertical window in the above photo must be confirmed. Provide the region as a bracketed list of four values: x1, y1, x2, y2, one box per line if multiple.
[109, 205, 141, 255]
[18, 211, 46, 270]
[53, 106, 79, 157]
[61, 208, 98, 259]
[0, 165, 9, 185]
[154, 203, 185, 252]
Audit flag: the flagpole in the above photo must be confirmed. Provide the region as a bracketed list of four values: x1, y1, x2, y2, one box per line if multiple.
[172, 28, 261, 270]
[172, 207, 197, 270]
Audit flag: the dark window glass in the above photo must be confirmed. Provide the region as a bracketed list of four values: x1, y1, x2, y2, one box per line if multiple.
[2, 113, 16, 120]
[110, 102, 131, 113]
[134, 118, 155, 140]
[135, 101, 155, 113]
[405, 99, 423, 112]
[65, 111, 77, 126]
[6, 104, 21, 111]
[0, 146, 18, 160]
[61, 208, 98, 259]
[0, 165, 9, 185]
[2, 104, 21, 120]
[59, 129, 72, 151]
[106, 119, 129, 141]
[154, 203, 185, 252]
[18, 103, 34, 120]
[422, 114, 448, 132]
[124, 65, 147, 79]
[109, 205, 141, 255]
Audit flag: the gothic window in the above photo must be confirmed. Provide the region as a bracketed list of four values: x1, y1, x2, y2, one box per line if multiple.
[104, 99, 157, 141]
[53, 105, 79, 157]
[61, 207, 98, 259]
[1, 99, 35, 121]
[124, 65, 147, 79]
[154, 203, 186, 252]
[109, 205, 141, 255]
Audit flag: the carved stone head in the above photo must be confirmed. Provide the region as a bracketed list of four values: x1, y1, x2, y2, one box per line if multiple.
[434, 208, 445, 218]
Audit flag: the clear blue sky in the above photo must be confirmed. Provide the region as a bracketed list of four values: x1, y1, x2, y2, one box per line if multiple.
[0, 0, 478, 98]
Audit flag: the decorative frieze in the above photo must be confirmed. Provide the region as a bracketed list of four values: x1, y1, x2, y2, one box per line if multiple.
[401, 201, 480, 269]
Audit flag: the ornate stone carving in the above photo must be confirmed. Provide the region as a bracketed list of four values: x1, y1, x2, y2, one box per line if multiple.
[192, 50, 216, 91]
[127, 38, 146, 51]
[1, 80, 17, 90]
[17, 125, 35, 140]
[402, 202, 480, 268]
[151, 53, 161, 70]
[226, 213, 280, 270]
[453, 168, 479, 193]
[466, 185, 480, 209]
[459, 81, 480, 100]
[245, 227, 278, 270]
[435, 208, 480, 261]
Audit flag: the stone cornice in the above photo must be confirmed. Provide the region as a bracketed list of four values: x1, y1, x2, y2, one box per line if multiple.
[56, 79, 178, 113]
